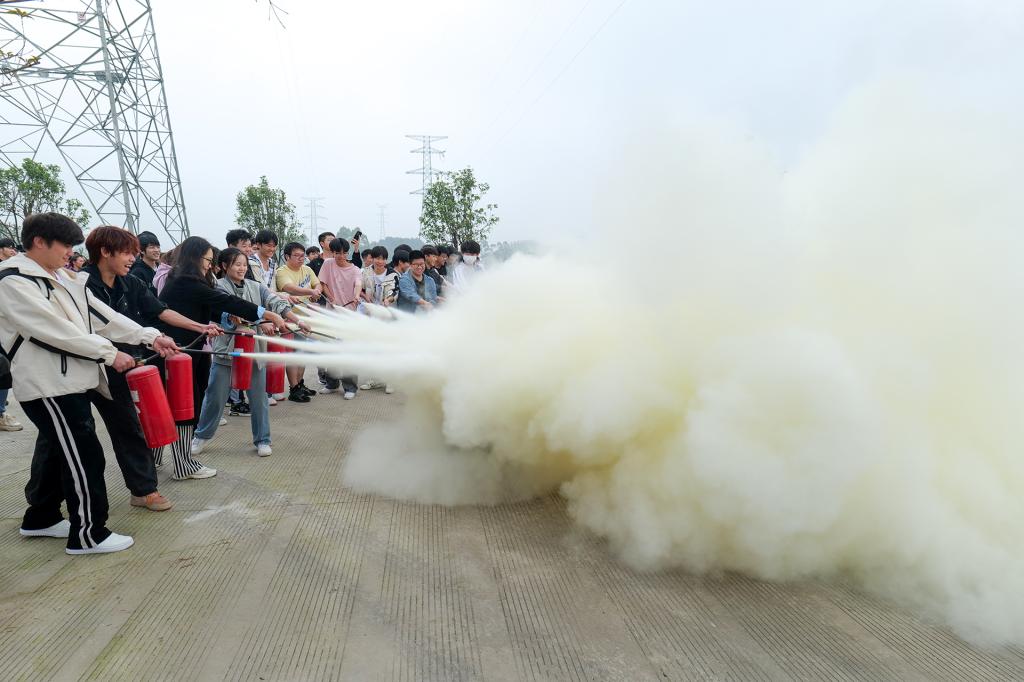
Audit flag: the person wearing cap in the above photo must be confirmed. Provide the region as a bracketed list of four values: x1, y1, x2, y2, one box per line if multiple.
[129, 230, 161, 293]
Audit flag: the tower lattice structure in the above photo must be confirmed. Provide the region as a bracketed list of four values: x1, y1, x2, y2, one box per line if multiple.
[406, 134, 445, 197]
[0, 0, 189, 243]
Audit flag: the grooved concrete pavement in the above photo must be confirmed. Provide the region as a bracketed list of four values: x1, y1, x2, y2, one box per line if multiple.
[1, 371, 1022, 681]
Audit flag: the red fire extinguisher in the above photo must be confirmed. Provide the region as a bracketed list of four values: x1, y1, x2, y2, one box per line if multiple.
[232, 333, 256, 390]
[166, 353, 193, 422]
[126, 365, 177, 448]
[266, 337, 286, 395]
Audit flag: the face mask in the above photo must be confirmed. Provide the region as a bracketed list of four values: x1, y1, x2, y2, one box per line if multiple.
[462, 255, 477, 266]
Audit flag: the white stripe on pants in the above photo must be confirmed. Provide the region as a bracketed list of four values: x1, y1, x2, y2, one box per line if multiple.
[42, 397, 94, 548]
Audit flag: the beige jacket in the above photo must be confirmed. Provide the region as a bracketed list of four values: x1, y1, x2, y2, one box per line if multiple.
[0, 253, 160, 401]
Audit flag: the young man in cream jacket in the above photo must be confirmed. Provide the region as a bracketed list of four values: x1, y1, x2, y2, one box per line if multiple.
[0, 213, 178, 555]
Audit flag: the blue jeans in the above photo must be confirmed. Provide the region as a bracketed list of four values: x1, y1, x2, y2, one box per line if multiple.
[0, 387, 7, 414]
[195, 362, 270, 446]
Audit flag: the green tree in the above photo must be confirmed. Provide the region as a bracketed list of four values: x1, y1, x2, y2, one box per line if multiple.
[234, 176, 304, 252]
[0, 158, 90, 242]
[418, 167, 499, 248]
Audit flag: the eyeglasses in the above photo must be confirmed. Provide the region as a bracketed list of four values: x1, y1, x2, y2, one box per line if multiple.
[201, 256, 213, 265]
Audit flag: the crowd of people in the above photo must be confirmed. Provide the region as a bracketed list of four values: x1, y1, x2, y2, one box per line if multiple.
[0, 213, 486, 555]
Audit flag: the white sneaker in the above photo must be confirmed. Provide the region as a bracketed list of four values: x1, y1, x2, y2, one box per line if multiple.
[267, 396, 278, 406]
[173, 466, 217, 480]
[256, 443, 272, 457]
[191, 437, 210, 455]
[20, 519, 70, 538]
[359, 380, 383, 390]
[272, 393, 287, 401]
[343, 391, 356, 400]
[319, 387, 338, 394]
[219, 417, 228, 426]
[0, 413, 23, 431]
[384, 384, 394, 394]
[66, 532, 134, 555]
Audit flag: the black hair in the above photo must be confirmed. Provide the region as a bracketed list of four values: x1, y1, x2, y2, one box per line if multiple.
[218, 246, 246, 272]
[437, 244, 452, 256]
[169, 235, 216, 287]
[137, 231, 160, 250]
[21, 212, 84, 250]
[460, 239, 481, 255]
[393, 249, 411, 265]
[361, 248, 371, 259]
[408, 249, 425, 262]
[395, 243, 411, 253]
[421, 245, 438, 257]
[370, 245, 388, 260]
[253, 229, 278, 246]
[0, 237, 17, 249]
[305, 246, 321, 257]
[226, 228, 252, 246]
[328, 237, 350, 254]
[283, 241, 305, 258]
[317, 231, 335, 245]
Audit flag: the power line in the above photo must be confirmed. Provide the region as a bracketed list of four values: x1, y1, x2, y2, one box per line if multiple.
[473, 0, 598, 149]
[486, 0, 630, 156]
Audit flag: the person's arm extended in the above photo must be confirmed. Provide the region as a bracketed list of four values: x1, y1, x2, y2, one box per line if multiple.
[158, 308, 220, 336]
[348, 272, 362, 310]
[2, 278, 121, 366]
[85, 287, 162, 349]
[189, 278, 262, 321]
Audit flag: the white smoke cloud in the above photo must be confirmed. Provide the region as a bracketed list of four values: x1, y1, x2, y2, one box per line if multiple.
[292, 77, 1024, 644]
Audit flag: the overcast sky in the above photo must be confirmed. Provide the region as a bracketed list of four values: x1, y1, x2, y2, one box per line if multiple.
[35, 0, 1024, 246]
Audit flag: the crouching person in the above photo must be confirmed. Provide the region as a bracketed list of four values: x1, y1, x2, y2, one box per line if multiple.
[191, 248, 308, 458]
[0, 213, 178, 555]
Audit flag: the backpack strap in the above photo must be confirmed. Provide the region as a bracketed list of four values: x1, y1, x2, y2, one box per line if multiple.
[0, 268, 105, 373]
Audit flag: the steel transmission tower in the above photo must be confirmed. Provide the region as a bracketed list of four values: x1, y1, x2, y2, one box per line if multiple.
[406, 134, 445, 197]
[0, 0, 190, 243]
[302, 196, 325, 245]
[376, 203, 387, 241]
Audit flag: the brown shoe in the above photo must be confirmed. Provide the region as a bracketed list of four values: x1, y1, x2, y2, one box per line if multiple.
[130, 491, 174, 512]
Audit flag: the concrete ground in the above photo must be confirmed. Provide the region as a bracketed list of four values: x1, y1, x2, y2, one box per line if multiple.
[1, 373, 1023, 681]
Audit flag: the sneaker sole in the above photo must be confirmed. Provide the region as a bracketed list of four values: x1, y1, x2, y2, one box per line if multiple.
[66, 539, 134, 555]
[19, 528, 68, 538]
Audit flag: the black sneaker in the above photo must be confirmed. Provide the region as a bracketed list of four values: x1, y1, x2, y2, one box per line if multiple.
[227, 402, 241, 416]
[288, 385, 311, 403]
[298, 380, 316, 397]
[235, 400, 251, 415]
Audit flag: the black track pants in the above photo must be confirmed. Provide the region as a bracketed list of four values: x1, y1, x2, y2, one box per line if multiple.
[21, 392, 112, 551]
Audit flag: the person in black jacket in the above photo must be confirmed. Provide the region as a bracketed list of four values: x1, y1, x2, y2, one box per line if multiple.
[158, 236, 288, 480]
[128, 231, 160, 293]
[80, 226, 223, 511]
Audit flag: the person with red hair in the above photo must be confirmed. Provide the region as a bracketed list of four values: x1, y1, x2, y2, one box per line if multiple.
[77, 225, 222, 510]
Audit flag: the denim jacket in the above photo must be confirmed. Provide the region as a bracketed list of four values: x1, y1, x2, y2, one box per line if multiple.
[396, 270, 438, 313]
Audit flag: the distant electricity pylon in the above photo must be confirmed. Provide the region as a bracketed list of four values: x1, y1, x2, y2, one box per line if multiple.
[302, 196, 325, 245]
[376, 203, 387, 241]
[0, 0, 190, 244]
[406, 134, 446, 197]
